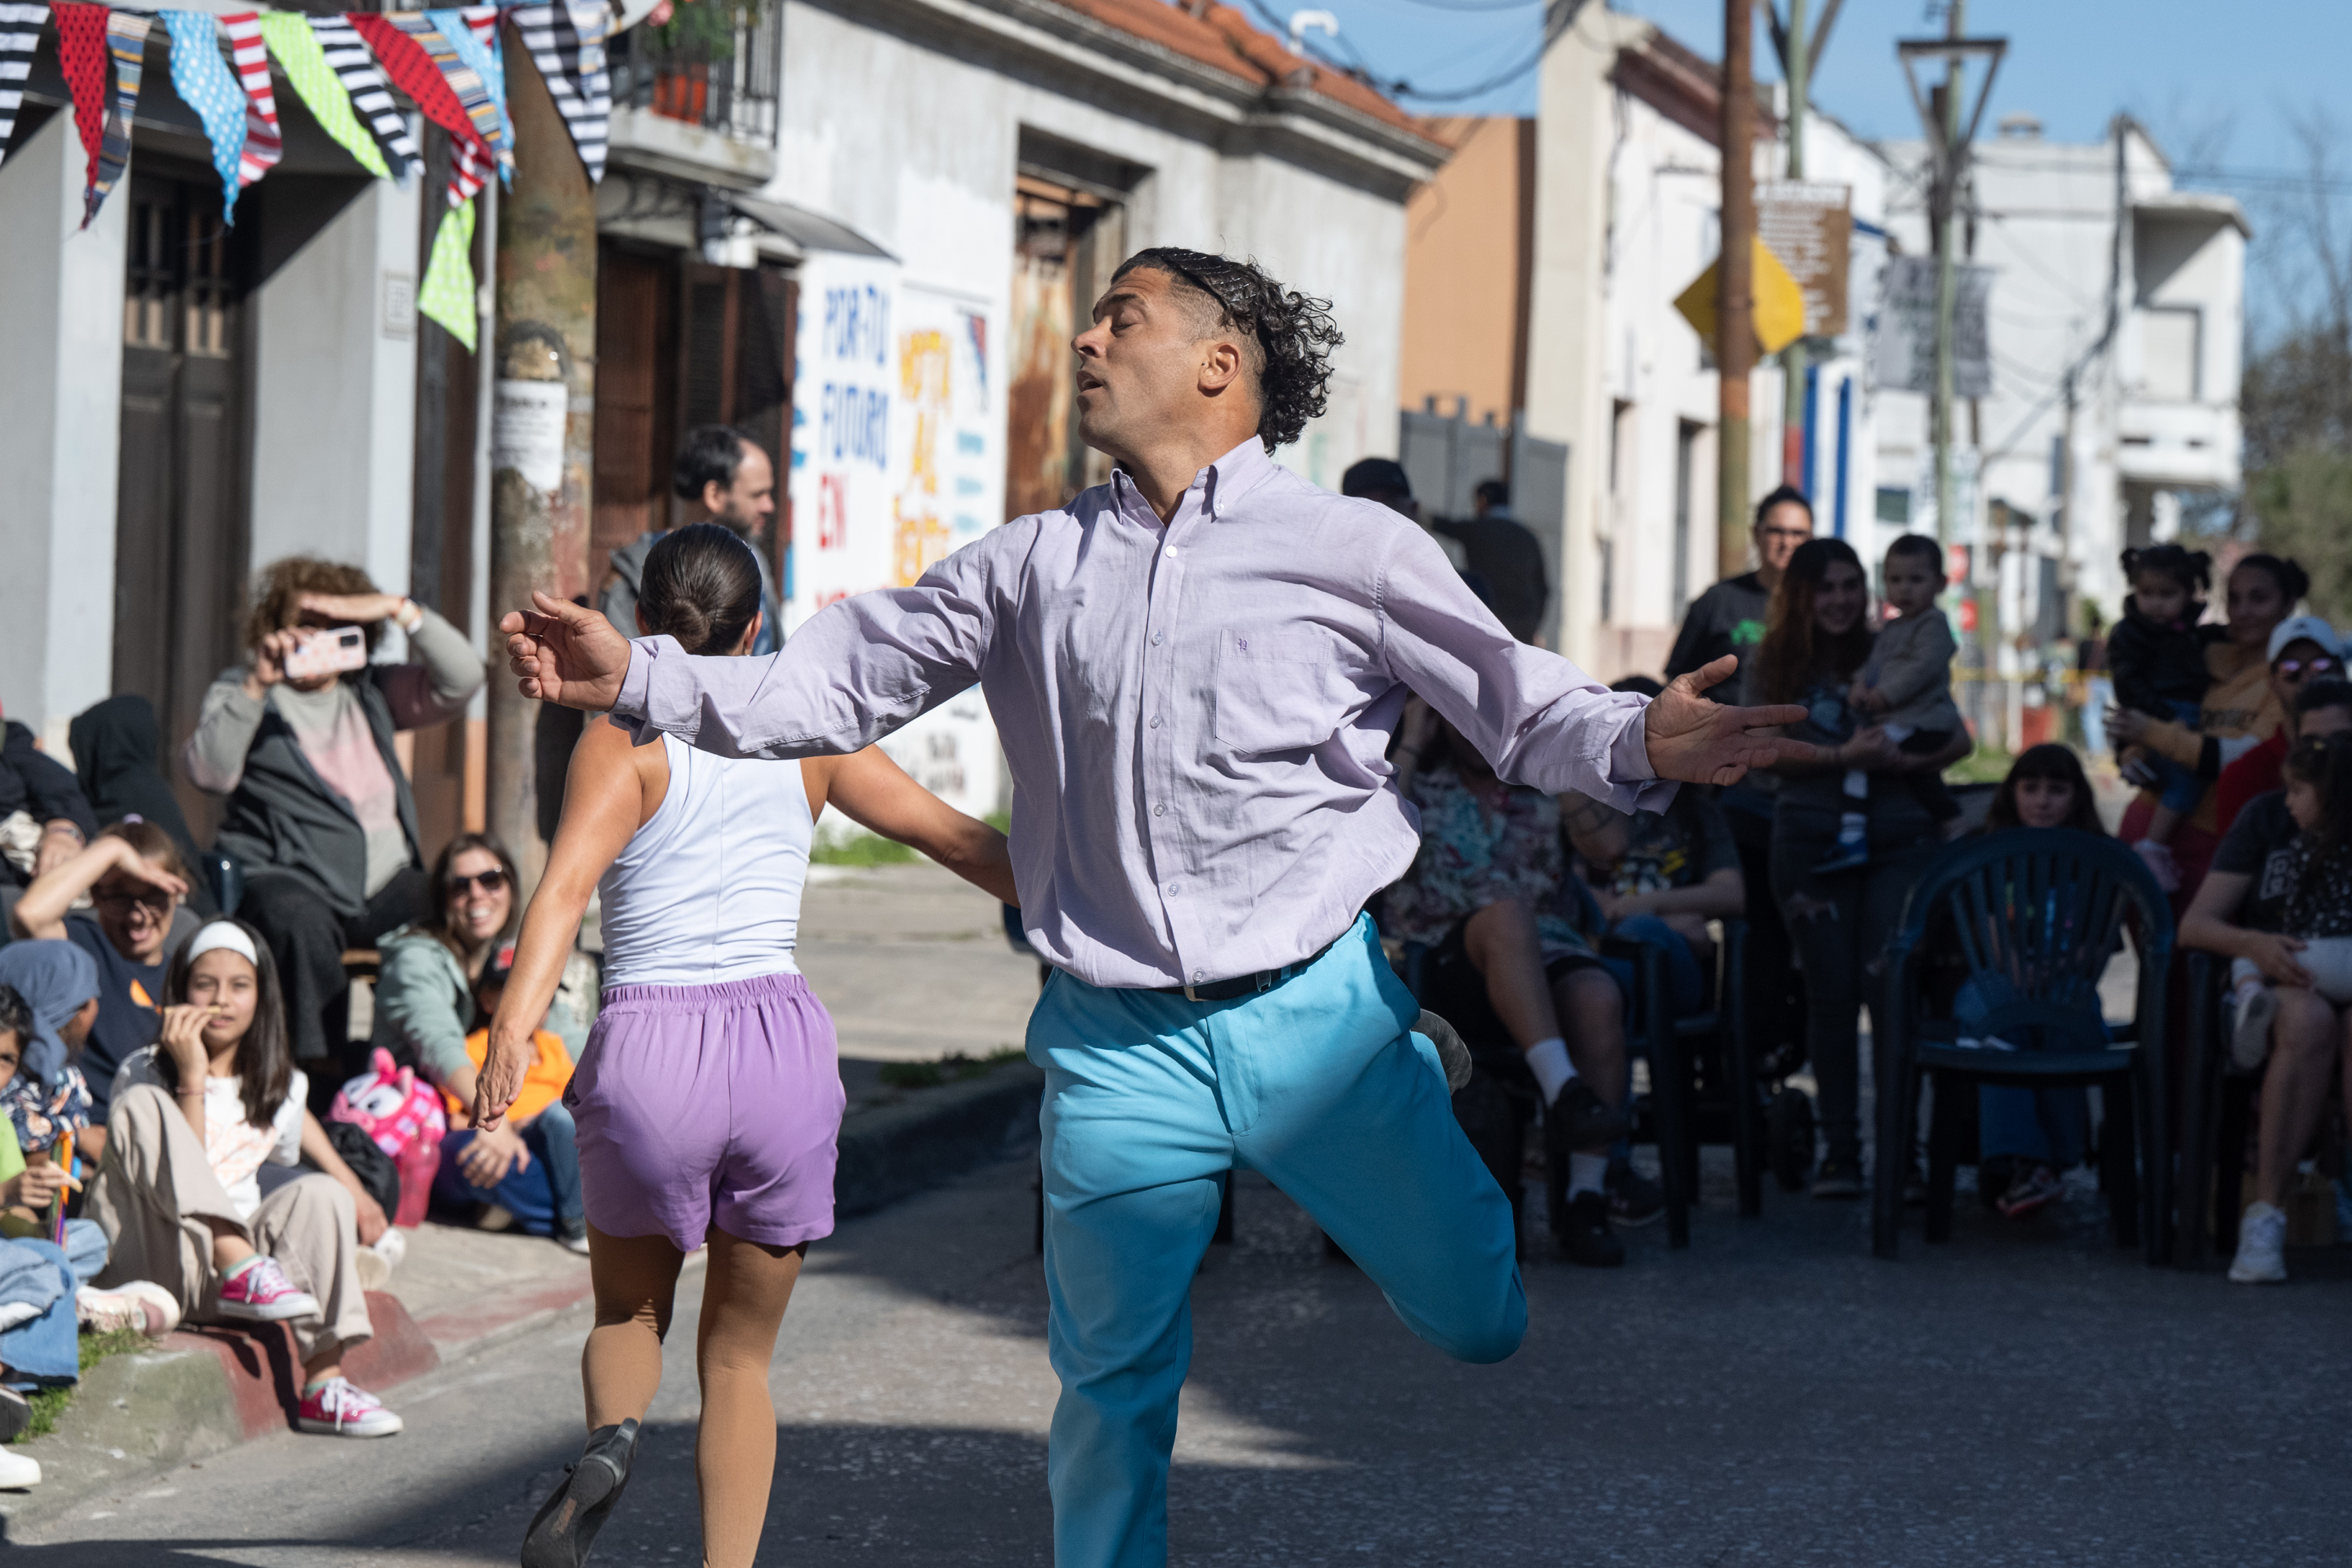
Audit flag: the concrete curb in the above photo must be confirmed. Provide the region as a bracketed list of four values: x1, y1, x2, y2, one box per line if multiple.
[0, 1064, 1043, 1537]
[833, 1064, 1044, 1219]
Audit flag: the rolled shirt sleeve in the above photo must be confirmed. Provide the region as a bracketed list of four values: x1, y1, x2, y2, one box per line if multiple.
[1376, 522, 1675, 813]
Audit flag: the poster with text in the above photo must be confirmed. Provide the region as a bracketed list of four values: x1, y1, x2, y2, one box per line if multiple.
[788, 252, 902, 632]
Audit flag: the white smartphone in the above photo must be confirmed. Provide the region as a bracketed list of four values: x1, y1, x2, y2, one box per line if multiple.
[282, 625, 368, 681]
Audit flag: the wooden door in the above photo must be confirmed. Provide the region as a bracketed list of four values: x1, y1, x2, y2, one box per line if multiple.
[115, 169, 252, 843]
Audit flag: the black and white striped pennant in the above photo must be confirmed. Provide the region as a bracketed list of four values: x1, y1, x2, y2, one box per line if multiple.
[510, 0, 608, 183]
[0, 2, 47, 172]
[309, 12, 421, 181]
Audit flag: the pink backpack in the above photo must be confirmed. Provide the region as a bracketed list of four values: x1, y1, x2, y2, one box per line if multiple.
[329, 1047, 448, 1159]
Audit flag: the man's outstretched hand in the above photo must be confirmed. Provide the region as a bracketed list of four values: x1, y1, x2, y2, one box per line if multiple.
[501, 592, 631, 713]
[1642, 655, 1817, 786]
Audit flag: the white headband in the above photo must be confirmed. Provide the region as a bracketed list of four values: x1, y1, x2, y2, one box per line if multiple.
[184, 923, 260, 969]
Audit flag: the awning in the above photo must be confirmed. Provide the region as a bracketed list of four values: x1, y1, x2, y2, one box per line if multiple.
[728, 195, 895, 260]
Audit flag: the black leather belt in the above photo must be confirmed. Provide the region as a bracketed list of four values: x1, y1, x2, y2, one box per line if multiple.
[1153, 938, 1339, 1003]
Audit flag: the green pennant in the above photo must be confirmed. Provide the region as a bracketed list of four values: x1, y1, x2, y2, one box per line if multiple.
[417, 194, 477, 351]
[256, 11, 389, 180]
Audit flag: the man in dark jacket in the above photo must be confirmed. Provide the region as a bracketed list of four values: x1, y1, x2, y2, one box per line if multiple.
[598, 426, 782, 655]
[1663, 485, 1816, 1088]
[1433, 481, 1550, 644]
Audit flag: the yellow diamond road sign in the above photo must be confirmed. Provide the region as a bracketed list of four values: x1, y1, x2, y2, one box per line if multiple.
[1674, 237, 1807, 356]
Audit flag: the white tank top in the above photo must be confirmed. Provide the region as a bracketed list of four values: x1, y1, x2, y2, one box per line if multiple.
[597, 735, 812, 987]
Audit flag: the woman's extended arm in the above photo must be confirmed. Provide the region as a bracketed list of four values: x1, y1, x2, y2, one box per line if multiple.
[1889, 728, 1975, 776]
[476, 720, 656, 1131]
[1559, 791, 1632, 866]
[1770, 726, 1900, 778]
[810, 749, 1018, 905]
[299, 1109, 390, 1244]
[8, 834, 185, 942]
[2180, 869, 2312, 986]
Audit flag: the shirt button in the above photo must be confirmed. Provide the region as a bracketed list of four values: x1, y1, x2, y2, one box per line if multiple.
[1163, 546, 1178, 559]
[1167, 881, 1179, 895]
[1192, 969, 1205, 983]
[1153, 803, 1166, 816]
[1149, 715, 1161, 728]
[1152, 631, 1165, 645]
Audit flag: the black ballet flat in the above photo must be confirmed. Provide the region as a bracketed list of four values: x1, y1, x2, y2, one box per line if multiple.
[521, 1417, 641, 1568]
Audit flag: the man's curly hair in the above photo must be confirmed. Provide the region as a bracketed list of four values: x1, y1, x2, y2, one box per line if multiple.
[1112, 248, 1344, 451]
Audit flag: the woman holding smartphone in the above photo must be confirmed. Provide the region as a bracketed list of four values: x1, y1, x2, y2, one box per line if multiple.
[481, 524, 1015, 1568]
[183, 557, 485, 1080]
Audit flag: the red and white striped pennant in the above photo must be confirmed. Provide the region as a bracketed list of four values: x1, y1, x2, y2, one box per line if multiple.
[220, 11, 281, 187]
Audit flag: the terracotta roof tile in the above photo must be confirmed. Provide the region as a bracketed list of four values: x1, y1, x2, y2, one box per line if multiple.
[1042, 0, 1439, 143]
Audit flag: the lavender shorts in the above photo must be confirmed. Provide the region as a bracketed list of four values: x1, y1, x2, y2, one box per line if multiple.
[566, 970, 845, 1253]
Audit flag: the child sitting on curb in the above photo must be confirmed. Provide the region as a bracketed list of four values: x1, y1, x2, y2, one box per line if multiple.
[434, 953, 587, 1252]
[89, 918, 403, 1436]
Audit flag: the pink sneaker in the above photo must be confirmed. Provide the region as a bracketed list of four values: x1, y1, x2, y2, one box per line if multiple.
[296, 1376, 403, 1438]
[215, 1256, 319, 1323]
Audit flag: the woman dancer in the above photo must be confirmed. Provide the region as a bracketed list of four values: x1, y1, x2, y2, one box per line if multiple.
[482, 524, 1014, 1568]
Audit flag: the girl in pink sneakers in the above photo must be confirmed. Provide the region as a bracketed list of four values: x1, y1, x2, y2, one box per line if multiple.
[88, 917, 402, 1436]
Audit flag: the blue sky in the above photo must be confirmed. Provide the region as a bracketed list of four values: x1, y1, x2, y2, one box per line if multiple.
[1279, 0, 2352, 334]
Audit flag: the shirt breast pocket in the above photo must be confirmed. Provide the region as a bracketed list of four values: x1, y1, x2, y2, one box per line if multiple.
[1211, 627, 1355, 757]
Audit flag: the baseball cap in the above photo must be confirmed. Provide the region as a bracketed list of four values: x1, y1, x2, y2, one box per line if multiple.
[2267, 615, 2342, 664]
[1341, 458, 1412, 499]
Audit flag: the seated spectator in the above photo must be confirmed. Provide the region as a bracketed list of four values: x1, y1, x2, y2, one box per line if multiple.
[183, 559, 485, 1080]
[433, 953, 585, 1250]
[1965, 745, 2107, 1221]
[1432, 481, 1550, 644]
[0, 981, 117, 1292]
[89, 918, 402, 1436]
[2215, 622, 2348, 833]
[0, 710, 98, 917]
[9, 818, 197, 1131]
[1387, 695, 1632, 1268]
[68, 695, 213, 914]
[2181, 735, 2352, 1284]
[0, 943, 108, 1259]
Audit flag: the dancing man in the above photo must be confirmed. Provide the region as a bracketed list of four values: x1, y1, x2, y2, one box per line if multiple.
[500, 249, 1809, 1567]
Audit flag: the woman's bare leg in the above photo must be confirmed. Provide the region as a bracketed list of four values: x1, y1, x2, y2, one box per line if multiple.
[695, 1229, 805, 1568]
[2255, 990, 2337, 1208]
[583, 1225, 687, 1430]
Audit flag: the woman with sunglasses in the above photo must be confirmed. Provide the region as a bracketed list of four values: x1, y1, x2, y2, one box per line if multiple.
[8, 818, 195, 1140]
[372, 834, 587, 1250]
[2212, 617, 2346, 835]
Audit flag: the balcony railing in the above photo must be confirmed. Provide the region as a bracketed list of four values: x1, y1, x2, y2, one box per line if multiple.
[610, 1, 779, 147]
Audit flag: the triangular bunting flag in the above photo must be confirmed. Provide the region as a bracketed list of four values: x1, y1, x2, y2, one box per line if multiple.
[256, 11, 389, 180]
[0, 2, 49, 173]
[308, 13, 422, 180]
[221, 13, 281, 188]
[374, 13, 508, 187]
[346, 13, 493, 203]
[162, 13, 247, 225]
[416, 190, 477, 350]
[511, 1, 607, 182]
[426, 8, 510, 164]
[53, 3, 107, 192]
[87, 9, 152, 227]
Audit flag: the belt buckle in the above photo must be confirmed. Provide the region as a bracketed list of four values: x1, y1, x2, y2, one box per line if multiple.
[1183, 983, 1204, 1003]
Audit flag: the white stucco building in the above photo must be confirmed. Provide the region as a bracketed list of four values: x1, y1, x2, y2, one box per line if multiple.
[1872, 115, 2248, 658]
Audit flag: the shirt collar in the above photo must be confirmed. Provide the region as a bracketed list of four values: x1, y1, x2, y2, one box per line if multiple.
[1109, 435, 1276, 524]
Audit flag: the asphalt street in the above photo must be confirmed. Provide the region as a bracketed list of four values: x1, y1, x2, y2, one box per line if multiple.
[9, 1134, 2349, 1566]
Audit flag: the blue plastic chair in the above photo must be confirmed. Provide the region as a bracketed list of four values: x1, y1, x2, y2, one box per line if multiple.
[1873, 829, 2173, 1263]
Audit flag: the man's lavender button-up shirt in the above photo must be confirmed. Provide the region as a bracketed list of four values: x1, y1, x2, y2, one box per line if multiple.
[612, 437, 1674, 991]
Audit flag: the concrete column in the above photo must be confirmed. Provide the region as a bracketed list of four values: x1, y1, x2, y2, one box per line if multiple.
[0, 113, 129, 752]
[249, 180, 422, 622]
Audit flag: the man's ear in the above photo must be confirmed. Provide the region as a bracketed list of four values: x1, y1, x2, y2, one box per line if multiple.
[702, 479, 729, 516]
[1196, 336, 1246, 396]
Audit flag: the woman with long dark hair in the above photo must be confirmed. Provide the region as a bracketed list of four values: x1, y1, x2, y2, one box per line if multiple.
[89, 916, 401, 1436]
[1759, 539, 1973, 1198]
[373, 833, 587, 1249]
[483, 524, 1017, 1566]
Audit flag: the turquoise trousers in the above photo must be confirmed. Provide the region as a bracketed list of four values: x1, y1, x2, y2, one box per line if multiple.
[1028, 914, 1526, 1567]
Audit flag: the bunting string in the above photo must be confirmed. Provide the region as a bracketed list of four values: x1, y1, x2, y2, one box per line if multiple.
[222, 11, 281, 188]
[0, 2, 45, 173]
[162, 11, 247, 225]
[256, 10, 389, 180]
[89, 9, 151, 226]
[310, 13, 423, 180]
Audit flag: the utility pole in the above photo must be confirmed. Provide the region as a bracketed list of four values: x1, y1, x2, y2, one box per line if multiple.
[487, 24, 597, 895]
[1778, 0, 1807, 489]
[1930, 0, 1963, 545]
[1717, 0, 1755, 578]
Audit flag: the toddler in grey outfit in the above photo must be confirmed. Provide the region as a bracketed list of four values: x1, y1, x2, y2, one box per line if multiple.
[1824, 535, 1964, 869]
